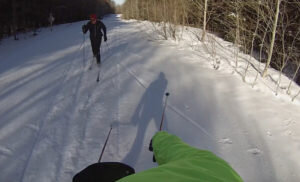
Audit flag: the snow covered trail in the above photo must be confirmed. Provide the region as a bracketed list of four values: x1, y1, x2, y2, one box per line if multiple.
[1, 15, 300, 182]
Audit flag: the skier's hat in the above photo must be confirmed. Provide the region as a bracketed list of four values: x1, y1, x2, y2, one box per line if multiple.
[90, 14, 97, 20]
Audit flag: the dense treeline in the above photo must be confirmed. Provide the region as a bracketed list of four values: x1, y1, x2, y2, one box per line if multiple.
[0, 0, 115, 40]
[121, 0, 300, 88]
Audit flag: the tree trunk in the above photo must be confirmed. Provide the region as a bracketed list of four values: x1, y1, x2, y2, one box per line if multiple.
[12, 0, 18, 40]
[262, 0, 281, 77]
[234, 0, 241, 68]
[201, 0, 208, 41]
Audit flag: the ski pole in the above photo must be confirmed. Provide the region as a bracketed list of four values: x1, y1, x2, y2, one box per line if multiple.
[159, 92, 170, 131]
[82, 33, 86, 66]
[98, 126, 113, 163]
[149, 92, 170, 161]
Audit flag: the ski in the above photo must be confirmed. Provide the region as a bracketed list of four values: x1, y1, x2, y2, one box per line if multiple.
[89, 59, 94, 70]
[96, 64, 101, 82]
[96, 71, 100, 82]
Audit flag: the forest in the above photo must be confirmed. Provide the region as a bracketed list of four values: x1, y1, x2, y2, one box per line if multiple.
[120, 0, 300, 86]
[0, 0, 115, 40]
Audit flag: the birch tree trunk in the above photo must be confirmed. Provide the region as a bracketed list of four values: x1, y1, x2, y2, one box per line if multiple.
[262, 0, 281, 77]
[234, 0, 240, 68]
[201, 0, 208, 41]
[244, 3, 261, 82]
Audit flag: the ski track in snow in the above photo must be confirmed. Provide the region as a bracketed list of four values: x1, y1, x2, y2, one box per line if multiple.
[20, 44, 88, 181]
[53, 57, 90, 180]
[20, 47, 81, 180]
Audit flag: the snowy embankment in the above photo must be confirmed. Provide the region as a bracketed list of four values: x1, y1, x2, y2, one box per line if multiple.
[0, 14, 300, 182]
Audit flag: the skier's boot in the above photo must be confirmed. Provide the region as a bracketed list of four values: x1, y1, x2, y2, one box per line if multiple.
[96, 53, 101, 67]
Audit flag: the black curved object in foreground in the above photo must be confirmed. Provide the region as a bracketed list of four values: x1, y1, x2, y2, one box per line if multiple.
[73, 162, 135, 182]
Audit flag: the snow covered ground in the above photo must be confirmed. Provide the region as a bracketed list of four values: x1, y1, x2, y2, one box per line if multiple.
[0, 14, 300, 182]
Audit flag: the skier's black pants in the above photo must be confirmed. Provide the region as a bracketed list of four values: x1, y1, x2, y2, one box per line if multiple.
[90, 36, 102, 64]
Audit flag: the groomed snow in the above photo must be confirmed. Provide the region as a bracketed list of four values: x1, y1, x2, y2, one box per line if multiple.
[0, 14, 300, 182]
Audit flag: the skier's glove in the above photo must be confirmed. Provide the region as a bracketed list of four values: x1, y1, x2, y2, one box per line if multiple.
[149, 139, 153, 151]
[104, 35, 107, 42]
[82, 25, 87, 33]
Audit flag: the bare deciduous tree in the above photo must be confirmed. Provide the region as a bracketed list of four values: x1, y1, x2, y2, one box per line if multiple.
[262, 0, 282, 77]
[201, 0, 208, 41]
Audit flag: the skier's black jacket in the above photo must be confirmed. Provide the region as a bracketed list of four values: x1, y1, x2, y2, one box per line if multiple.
[82, 20, 107, 63]
[82, 20, 107, 42]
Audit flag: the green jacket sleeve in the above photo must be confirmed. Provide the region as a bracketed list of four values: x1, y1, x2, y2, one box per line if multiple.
[118, 131, 243, 182]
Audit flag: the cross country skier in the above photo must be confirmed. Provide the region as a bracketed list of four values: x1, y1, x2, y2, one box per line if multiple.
[73, 131, 243, 182]
[82, 14, 107, 66]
